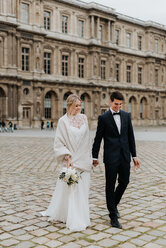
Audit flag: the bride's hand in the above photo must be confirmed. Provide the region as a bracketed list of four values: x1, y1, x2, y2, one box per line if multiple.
[67, 157, 73, 168]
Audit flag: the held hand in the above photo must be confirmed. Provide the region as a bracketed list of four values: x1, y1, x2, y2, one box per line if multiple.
[133, 158, 140, 170]
[93, 159, 99, 167]
[67, 157, 73, 168]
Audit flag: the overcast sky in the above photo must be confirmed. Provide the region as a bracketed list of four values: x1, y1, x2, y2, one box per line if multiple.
[83, 0, 166, 25]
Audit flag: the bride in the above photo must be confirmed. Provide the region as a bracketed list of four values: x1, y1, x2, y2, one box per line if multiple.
[41, 94, 92, 231]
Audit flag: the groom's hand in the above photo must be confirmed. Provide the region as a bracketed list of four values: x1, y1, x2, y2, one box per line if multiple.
[93, 159, 99, 167]
[133, 157, 140, 170]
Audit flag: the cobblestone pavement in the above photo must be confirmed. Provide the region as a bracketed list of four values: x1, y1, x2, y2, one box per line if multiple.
[0, 128, 166, 248]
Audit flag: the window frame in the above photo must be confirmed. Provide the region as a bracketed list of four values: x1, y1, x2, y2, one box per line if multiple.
[126, 32, 131, 48]
[78, 56, 85, 78]
[126, 64, 131, 83]
[138, 35, 142, 50]
[115, 29, 119, 45]
[44, 10, 51, 30]
[101, 59, 106, 80]
[62, 54, 69, 76]
[62, 15, 68, 34]
[44, 52, 51, 74]
[20, 2, 29, 24]
[155, 68, 158, 85]
[115, 63, 120, 82]
[21, 46, 30, 71]
[78, 19, 84, 38]
[154, 39, 158, 53]
[138, 66, 142, 84]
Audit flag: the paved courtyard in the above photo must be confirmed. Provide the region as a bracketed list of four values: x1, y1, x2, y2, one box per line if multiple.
[0, 127, 166, 248]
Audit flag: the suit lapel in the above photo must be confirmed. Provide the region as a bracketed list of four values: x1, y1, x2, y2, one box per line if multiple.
[120, 110, 125, 135]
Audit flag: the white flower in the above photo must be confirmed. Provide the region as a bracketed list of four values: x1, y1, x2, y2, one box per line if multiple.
[59, 167, 82, 186]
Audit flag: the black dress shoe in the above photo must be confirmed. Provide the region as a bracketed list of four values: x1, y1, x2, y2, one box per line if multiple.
[111, 218, 122, 229]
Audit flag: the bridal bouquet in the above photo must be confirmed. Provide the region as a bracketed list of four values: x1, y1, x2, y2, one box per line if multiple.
[59, 167, 81, 186]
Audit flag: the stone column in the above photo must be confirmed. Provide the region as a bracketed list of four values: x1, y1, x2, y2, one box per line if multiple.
[52, 7, 56, 32]
[12, 33, 16, 66]
[3, 0, 7, 14]
[97, 17, 100, 40]
[111, 21, 115, 43]
[41, 88, 45, 120]
[56, 7, 60, 32]
[7, 32, 13, 66]
[8, 85, 11, 118]
[71, 11, 77, 35]
[70, 49, 74, 77]
[13, 85, 18, 118]
[74, 50, 77, 77]
[108, 20, 110, 42]
[91, 15, 94, 38]
[133, 61, 136, 84]
[0, 38, 3, 66]
[57, 48, 61, 75]
[58, 89, 64, 117]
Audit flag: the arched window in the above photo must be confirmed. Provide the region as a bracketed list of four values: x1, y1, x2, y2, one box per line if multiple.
[140, 97, 147, 119]
[128, 96, 137, 119]
[80, 93, 91, 117]
[128, 101, 132, 118]
[81, 94, 85, 114]
[140, 101, 143, 119]
[63, 92, 72, 114]
[44, 92, 51, 119]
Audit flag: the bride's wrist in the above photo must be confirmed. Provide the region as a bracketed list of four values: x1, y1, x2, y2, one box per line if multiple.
[65, 155, 71, 161]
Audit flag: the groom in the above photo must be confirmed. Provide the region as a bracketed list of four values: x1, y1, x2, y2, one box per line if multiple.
[92, 91, 140, 229]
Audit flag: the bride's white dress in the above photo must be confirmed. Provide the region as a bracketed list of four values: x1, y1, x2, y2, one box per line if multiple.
[41, 116, 91, 231]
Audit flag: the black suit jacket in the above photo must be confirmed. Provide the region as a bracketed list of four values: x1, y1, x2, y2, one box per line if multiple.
[92, 109, 136, 165]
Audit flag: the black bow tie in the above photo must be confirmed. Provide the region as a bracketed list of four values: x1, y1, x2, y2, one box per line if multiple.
[113, 112, 120, 116]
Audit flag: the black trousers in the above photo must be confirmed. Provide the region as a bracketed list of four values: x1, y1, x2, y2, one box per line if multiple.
[105, 156, 130, 219]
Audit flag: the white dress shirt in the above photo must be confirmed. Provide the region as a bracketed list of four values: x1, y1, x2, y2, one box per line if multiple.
[110, 108, 121, 134]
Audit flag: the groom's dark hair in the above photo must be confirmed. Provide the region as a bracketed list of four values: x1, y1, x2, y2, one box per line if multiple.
[110, 91, 124, 101]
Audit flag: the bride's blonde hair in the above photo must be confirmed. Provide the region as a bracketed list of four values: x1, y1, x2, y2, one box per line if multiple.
[66, 94, 81, 113]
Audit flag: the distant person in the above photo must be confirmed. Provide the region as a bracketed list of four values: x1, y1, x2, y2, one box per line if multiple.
[0, 120, 2, 132]
[8, 121, 13, 132]
[46, 121, 50, 130]
[41, 120, 44, 130]
[14, 123, 17, 130]
[2, 120, 7, 132]
[51, 121, 54, 130]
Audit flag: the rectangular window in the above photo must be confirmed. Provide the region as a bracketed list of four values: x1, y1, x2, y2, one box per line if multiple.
[126, 65, 131, 83]
[78, 20, 84, 37]
[44, 11, 50, 30]
[101, 60, 106, 80]
[126, 33, 131, 48]
[115, 29, 119, 45]
[78, 57, 84, 78]
[155, 39, 158, 53]
[155, 69, 158, 85]
[116, 63, 120, 82]
[99, 25, 102, 40]
[44, 52, 51, 74]
[138, 67, 142, 84]
[62, 15, 68, 34]
[22, 47, 29, 71]
[138, 36, 142, 50]
[21, 3, 29, 23]
[62, 55, 68, 76]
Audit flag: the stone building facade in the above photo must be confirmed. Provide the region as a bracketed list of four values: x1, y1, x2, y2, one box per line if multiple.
[0, 0, 166, 128]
